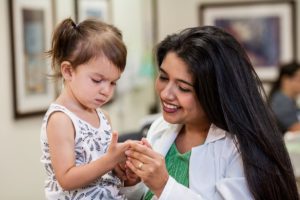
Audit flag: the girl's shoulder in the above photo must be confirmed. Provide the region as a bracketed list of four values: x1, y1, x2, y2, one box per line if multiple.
[96, 108, 112, 131]
[97, 108, 111, 124]
[42, 103, 82, 133]
[44, 103, 76, 121]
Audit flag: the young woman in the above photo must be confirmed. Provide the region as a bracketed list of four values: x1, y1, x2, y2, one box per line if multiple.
[268, 62, 300, 134]
[121, 26, 299, 200]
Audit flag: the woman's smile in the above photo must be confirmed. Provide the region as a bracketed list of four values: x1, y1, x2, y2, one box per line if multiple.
[162, 101, 180, 113]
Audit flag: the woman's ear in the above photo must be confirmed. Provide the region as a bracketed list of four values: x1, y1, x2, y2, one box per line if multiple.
[61, 61, 73, 81]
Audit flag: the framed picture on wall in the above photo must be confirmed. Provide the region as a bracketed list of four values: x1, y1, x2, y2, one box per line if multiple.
[9, 0, 56, 118]
[75, 0, 111, 23]
[199, 1, 296, 82]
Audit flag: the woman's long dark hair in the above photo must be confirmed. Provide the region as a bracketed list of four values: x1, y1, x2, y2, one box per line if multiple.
[156, 26, 298, 200]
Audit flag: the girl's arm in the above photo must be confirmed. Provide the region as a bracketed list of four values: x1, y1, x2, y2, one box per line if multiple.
[47, 112, 128, 190]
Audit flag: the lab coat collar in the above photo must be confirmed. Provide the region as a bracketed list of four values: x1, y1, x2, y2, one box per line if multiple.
[204, 124, 226, 144]
[154, 123, 226, 156]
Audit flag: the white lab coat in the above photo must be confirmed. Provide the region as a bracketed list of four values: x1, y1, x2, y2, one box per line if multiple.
[122, 117, 253, 200]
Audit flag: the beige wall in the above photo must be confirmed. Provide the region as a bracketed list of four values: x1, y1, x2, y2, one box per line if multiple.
[0, 0, 299, 199]
[0, 0, 45, 199]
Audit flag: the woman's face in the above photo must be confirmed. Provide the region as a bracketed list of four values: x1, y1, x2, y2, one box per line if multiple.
[290, 69, 300, 95]
[155, 52, 208, 126]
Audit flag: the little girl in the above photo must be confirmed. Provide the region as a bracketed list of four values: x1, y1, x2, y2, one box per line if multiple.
[40, 18, 128, 199]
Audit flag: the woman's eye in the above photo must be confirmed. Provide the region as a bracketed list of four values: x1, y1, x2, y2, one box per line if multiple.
[158, 75, 168, 81]
[179, 86, 191, 92]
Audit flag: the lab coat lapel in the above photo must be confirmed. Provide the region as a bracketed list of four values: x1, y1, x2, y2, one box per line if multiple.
[153, 123, 182, 156]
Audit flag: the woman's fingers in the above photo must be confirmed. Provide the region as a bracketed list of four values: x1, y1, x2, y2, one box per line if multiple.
[126, 154, 169, 194]
[127, 141, 157, 158]
[126, 156, 151, 175]
[126, 159, 142, 176]
[125, 139, 169, 196]
[125, 148, 154, 165]
[141, 138, 152, 149]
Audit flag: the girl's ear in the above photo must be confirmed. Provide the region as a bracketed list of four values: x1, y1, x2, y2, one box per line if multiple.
[61, 61, 73, 81]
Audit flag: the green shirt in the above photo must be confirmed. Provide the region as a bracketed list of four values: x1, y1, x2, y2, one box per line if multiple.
[144, 143, 191, 200]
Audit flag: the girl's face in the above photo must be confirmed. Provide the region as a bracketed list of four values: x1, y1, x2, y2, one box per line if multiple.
[69, 56, 121, 110]
[155, 52, 208, 126]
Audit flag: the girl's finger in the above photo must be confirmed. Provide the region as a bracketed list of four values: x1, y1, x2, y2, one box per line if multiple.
[110, 131, 118, 145]
[118, 162, 126, 170]
[126, 169, 139, 179]
[113, 165, 127, 180]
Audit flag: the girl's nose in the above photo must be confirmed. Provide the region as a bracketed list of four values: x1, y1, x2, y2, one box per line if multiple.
[100, 81, 112, 96]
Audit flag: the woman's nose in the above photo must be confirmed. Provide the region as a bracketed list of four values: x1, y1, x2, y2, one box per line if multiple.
[161, 83, 175, 100]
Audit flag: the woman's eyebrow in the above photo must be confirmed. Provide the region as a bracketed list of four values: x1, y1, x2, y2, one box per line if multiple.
[159, 67, 193, 87]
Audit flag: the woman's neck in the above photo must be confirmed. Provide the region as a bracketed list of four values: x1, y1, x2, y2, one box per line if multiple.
[281, 87, 297, 99]
[175, 122, 211, 153]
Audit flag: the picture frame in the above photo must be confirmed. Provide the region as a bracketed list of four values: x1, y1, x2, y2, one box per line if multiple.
[9, 0, 56, 118]
[75, 0, 111, 23]
[199, 1, 297, 82]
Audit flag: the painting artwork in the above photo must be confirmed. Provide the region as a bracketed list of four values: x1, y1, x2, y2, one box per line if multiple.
[215, 17, 280, 68]
[75, 0, 110, 22]
[199, 1, 296, 81]
[23, 9, 47, 95]
[9, 0, 55, 118]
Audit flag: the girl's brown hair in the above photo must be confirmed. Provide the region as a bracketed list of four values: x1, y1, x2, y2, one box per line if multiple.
[48, 18, 127, 79]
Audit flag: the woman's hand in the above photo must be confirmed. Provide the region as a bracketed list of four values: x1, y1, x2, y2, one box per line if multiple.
[125, 139, 169, 197]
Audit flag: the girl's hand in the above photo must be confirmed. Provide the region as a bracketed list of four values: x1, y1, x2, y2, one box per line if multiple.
[115, 138, 150, 186]
[123, 164, 141, 186]
[113, 161, 141, 186]
[113, 139, 144, 186]
[106, 131, 129, 165]
[113, 161, 127, 181]
[125, 140, 169, 197]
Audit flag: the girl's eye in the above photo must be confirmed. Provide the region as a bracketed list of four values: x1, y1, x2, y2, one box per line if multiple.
[111, 82, 117, 86]
[92, 79, 102, 83]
